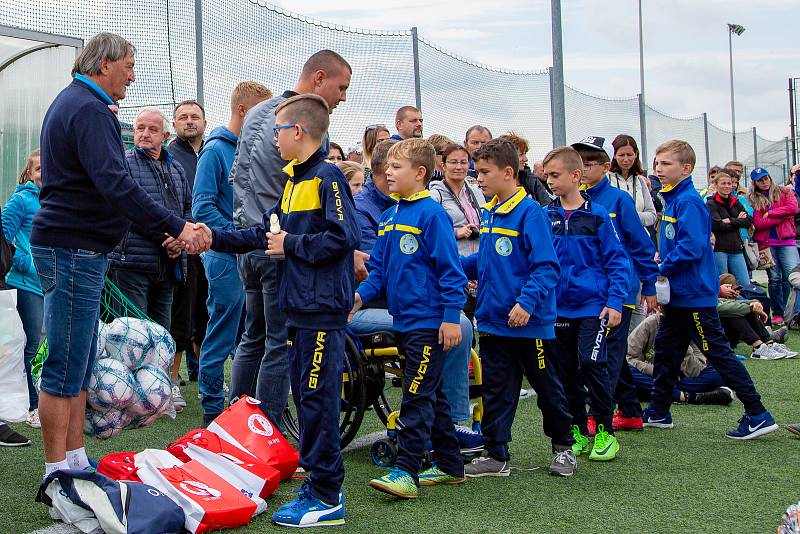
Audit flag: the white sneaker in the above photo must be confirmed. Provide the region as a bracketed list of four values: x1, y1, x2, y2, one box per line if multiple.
[751, 344, 785, 360]
[770, 343, 798, 359]
[172, 386, 187, 412]
[27, 409, 41, 429]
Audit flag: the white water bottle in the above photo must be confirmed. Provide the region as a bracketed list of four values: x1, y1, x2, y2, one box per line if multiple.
[655, 276, 670, 305]
[268, 213, 284, 260]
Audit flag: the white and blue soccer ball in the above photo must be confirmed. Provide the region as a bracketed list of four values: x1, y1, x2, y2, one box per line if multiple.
[140, 321, 175, 370]
[96, 320, 108, 359]
[87, 358, 136, 412]
[86, 408, 130, 440]
[128, 364, 172, 417]
[104, 317, 152, 370]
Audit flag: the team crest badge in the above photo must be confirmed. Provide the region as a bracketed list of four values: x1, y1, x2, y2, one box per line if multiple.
[495, 236, 513, 256]
[399, 234, 419, 254]
[665, 223, 675, 240]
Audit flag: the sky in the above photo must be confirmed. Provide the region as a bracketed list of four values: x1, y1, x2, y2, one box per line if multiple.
[270, 0, 798, 141]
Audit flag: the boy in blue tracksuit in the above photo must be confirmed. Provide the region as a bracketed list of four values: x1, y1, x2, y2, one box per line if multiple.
[192, 83, 270, 425]
[642, 140, 777, 440]
[459, 139, 577, 478]
[543, 146, 631, 462]
[209, 94, 359, 528]
[573, 136, 659, 432]
[352, 138, 466, 499]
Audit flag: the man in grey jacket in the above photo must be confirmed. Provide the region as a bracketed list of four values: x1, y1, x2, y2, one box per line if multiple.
[228, 49, 352, 426]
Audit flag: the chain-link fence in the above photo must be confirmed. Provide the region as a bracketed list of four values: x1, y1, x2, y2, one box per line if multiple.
[0, 0, 790, 199]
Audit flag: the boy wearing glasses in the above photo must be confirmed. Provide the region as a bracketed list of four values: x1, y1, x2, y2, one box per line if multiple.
[210, 93, 360, 527]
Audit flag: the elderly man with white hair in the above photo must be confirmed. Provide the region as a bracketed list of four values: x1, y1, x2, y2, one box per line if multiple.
[108, 106, 193, 414]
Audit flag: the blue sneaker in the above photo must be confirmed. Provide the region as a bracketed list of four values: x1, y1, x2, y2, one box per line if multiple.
[725, 411, 779, 440]
[272, 481, 345, 528]
[454, 425, 483, 454]
[642, 405, 673, 429]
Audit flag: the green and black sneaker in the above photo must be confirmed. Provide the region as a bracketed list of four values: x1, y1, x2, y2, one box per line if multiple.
[589, 424, 619, 461]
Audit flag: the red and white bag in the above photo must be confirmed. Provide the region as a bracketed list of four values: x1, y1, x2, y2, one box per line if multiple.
[206, 395, 299, 480]
[137, 459, 257, 534]
[183, 443, 275, 507]
[167, 429, 280, 498]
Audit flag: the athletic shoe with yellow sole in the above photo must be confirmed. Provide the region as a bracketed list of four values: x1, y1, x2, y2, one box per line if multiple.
[369, 467, 418, 499]
[418, 462, 466, 486]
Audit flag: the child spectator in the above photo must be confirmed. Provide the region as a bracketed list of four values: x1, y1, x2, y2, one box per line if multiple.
[643, 140, 778, 440]
[543, 146, 631, 462]
[573, 136, 659, 433]
[337, 160, 365, 196]
[210, 94, 359, 527]
[352, 138, 466, 499]
[460, 139, 577, 478]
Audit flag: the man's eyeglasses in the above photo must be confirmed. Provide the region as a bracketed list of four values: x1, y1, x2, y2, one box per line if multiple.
[582, 161, 603, 168]
[273, 124, 307, 140]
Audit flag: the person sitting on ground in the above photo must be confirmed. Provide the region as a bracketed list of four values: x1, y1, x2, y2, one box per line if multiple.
[337, 160, 366, 196]
[717, 273, 796, 360]
[499, 132, 552, 206]
[626, 313, 734, 405]
[328, 141, 345, 162]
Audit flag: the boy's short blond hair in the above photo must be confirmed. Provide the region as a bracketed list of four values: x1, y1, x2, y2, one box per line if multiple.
[231, 81, 272, 111]
[275, 94, 330, 140]
[336, 160, 364, 181]
[387, 138, 436, 184]
[655, 140, 696, 170]
[543, 146, 583, 173]
[426, 134, 453, 153]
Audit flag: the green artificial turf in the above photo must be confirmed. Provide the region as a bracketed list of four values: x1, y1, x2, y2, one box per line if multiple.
[2, 340, 800, 534]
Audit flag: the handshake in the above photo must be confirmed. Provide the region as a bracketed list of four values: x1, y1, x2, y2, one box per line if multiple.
[162, 222, 213, 258]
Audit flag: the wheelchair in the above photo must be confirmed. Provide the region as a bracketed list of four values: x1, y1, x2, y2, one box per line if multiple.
[281, 328, 483, 467]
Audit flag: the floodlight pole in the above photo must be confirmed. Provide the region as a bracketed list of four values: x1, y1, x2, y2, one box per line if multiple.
[728, 23, 745, 159]
[550, 0, 566, 146]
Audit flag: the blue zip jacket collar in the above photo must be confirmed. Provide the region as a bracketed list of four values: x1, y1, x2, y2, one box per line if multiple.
[74, 74, 114, 105]
[585, 176, 658, 304]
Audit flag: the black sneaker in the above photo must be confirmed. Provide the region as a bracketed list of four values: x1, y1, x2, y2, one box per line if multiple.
[0, 423, 31, 447]
[201, 413, 220, 428]
[692, 387, 734, 406]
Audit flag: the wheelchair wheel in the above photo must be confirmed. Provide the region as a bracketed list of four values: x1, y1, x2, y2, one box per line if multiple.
[281, 334, 367, 449]
[370, 438, 398, 467]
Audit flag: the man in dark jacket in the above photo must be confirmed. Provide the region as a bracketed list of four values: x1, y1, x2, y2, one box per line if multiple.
[108, 108, 193, 411]
[31, 33, 207, 478]
[169, 100, 207, 385]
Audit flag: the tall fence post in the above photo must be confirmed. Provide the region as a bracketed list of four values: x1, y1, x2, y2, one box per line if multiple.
[549, 0, 566, 147]
[787, 137, 792, 173]
[194, 0, 204, 105]
[790, 78, 797, 166]
[410, 27, 422, 111]
[702, 112, 711, 176]
[752, 127, 758, 168]
[638, 93, 648, 170]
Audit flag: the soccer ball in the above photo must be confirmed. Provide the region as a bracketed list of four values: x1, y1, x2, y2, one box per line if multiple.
[86, 408, 130, 440]
[128, 364, 172, 418]
[140, 321, 175, 370]
[96, 320, 108, 358]
[105, 317, 152, 370]
[87, 358, 136, 411]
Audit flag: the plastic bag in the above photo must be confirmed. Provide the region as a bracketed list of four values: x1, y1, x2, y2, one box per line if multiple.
[0, 290, 30, 422]
[206, 396, 299, 480]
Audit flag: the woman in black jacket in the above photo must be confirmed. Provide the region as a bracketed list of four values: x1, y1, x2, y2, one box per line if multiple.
[707, 171, 752, 286]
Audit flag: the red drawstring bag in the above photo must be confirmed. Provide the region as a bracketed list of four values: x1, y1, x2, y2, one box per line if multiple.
[97, 451, 142, 482]
[206, 395, 299, 480]
[167, 428, 281, 498]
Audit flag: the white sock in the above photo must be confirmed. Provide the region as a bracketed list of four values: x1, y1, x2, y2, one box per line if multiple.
[67, 447, 90, 470]
[45, 459, 70, 476]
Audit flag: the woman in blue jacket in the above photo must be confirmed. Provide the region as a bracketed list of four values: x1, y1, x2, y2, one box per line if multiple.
[2, 149, 44, 428]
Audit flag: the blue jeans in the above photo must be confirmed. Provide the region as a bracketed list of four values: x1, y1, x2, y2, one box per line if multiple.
[108, 268, 174, 330]
[230, 251, 289, 428]
[630, 364, 725, 402]
[768, 245, 800, 316]
[31, 246, 107, 397]
[714, 251, 750, 287]
[199, 251, 245, 415]
[349, 308, 473, 423]
[14, 287, 43, 410]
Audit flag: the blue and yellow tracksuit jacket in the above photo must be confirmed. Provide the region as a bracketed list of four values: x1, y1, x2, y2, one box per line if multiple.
[659, 176, 719, 308]
[546, 193, 632, 318]
[461, 187, 560, 339]
[211, 147, 360, 329]
[356, 190, 467, 332]
[584, 176, 658, 306]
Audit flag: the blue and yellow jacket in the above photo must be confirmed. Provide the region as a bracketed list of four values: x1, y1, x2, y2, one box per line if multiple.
[659, 176, 718, 307]
[584, 176, 658, 305]
[211, 147, 360, 329]
[461, 187, 559, 339]
[356, 189, 467, 332]
[546, 193, 631, 318]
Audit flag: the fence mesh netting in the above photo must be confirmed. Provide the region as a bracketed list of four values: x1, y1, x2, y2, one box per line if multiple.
[0, 0, 789, 195]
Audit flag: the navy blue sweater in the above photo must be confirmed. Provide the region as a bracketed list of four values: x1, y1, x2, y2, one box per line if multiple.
[31, 78, 184, 252]
[211, 147, 360, 329]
